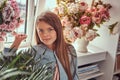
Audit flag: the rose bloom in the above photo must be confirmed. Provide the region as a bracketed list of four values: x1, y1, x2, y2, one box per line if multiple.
[92, 12, 102, 24]
[99, 8, 110, 20]
[79, 2, 88, 11]
[64, 27, 77, 42]
[73, 27, 84, 38]
[80, 16, 91, 26]
[61, 16, 72, 27]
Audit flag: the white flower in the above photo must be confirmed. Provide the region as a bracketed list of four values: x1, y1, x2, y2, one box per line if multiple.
[64, 27, 77, 42]
[73, 27, 83, 38]
[58, 3, 65, 14]
[85, 30, 97, 41]
[67, 3, 79, 14]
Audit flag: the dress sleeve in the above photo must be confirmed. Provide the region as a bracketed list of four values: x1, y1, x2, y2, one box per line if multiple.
[68, 44, 79, 80]
[73, 56, 79, 80]
[2, 48, 17, 57]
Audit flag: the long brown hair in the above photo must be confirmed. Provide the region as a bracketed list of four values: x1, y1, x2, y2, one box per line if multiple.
[35, 11, 73, 80]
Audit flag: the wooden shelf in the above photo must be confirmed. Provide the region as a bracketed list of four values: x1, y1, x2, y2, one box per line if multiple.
[79, 72, 104, 80]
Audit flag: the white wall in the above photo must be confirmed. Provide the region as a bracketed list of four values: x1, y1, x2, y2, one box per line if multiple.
[90, 0, 120, 80]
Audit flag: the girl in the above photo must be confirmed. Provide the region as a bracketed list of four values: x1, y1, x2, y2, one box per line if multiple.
[7, 11, 79, 80]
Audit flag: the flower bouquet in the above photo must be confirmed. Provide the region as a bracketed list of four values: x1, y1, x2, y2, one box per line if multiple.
[0, 0, 23, 41]
[54, 0, 118, 43]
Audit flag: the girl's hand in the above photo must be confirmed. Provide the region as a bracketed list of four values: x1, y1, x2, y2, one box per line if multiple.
[11, 32, 27, 49]
[14, 34, 27, 42]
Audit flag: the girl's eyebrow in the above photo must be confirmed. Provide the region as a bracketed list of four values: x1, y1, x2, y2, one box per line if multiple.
[38, 27, 54, 29]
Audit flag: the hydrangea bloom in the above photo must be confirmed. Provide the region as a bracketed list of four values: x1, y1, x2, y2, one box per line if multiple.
[0, 0, 23, 41]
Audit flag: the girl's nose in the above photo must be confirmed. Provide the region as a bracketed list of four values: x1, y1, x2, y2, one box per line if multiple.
[42, 30, 49, 36]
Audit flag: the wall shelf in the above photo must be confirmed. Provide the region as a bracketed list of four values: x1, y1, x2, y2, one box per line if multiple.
[79, 72, 104, 80]
[114, 70, 120, 75]
[77, 44, 107, 80]
[77, 44, 107, 66]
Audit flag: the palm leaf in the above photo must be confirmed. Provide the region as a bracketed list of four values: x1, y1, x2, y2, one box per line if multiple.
[0, 68, 30, 80]
[0, 46, 52, 80]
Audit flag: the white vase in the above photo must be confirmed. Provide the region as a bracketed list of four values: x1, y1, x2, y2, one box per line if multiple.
[0, 41, 4, 52]
[72, 37, 89, 53]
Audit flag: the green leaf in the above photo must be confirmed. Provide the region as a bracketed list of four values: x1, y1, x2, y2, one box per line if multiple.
[108, 22, 118, 34]
[0, 68, 30, 80]
[8, 54, 22, 68]
[0, 45, 52, 80]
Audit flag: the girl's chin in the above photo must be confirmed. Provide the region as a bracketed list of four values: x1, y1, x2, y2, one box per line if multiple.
[43, 42, 53, 46]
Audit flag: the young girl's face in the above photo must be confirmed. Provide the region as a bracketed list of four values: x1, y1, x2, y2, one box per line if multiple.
[36, 21, 57, 49]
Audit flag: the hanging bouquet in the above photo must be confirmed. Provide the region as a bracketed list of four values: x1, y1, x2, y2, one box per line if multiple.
[53, 0, 118, 43]
[0, 0, 23, 41]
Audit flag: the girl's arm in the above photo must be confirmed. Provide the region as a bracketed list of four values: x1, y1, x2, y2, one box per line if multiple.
[10, 33, 27, 49]
[3, 33, 27, 57]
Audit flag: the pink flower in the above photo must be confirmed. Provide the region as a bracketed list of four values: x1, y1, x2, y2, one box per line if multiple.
[54, 0, 113, 43]
[0, 37, 4, 41]
[0, 23, 6, 30]
[0, 0, 22, 41]
[79, 2, 88, 11]
[92, 12, 102, 24]
[99, 8, 110, 20]
[80, 16, 91, 26]
[0, 32, 7, 37]
[2, 5, 14, 22]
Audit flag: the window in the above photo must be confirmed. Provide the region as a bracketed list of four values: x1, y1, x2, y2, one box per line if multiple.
[5, 0, 36, 48]
[5, 0, 58, 47]
[6, 0, 27, 43]
[44, 0, 57, 11]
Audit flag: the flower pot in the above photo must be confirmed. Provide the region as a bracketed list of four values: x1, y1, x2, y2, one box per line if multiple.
[72, 37, 89, 53]
[0, 41, 4, 52]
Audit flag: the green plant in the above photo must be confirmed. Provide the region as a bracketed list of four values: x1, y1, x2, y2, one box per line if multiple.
[0, 46, 52, 80]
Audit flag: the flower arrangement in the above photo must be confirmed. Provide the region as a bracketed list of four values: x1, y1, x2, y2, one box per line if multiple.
[0, 0, 23, 41]
[54, 0, 118, 43]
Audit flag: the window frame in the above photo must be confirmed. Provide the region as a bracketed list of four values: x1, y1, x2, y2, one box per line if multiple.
[5, 0, 35, 48]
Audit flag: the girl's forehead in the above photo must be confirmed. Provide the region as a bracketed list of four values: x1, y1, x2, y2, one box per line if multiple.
[37, 21, 53, 29]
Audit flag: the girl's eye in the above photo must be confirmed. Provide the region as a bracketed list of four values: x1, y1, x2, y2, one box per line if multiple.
[48, 28, 54, 32]
[38, 28, 55, 33]
[38, 29, 43, 32]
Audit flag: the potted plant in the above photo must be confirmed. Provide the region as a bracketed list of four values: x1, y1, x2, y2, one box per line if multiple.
[0, 46, 52, 80]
